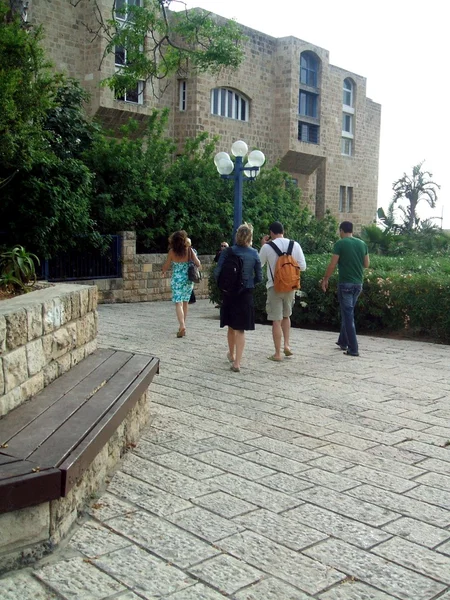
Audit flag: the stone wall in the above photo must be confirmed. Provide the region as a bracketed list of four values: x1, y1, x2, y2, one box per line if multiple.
[0, 387, 151, 574]
[77, 232, 214, 304]
[0, 284, 98, 417]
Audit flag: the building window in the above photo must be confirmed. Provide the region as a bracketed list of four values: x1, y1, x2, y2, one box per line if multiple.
[300, 52, 319, 87]
[114, 45, 144, 104]
[343, 78, 354, 107]
[299, 91, 318, 118]
[115, 0, 141, 21]
[179, 80, 187, 111]
[211, 88, 248, 121]
[339, 186, 353, 212]
[298, 122, 319, 144]
[341, 138, 352, 156]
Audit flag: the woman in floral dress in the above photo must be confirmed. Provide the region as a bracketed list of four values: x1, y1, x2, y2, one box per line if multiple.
[162, 230, 201, 337]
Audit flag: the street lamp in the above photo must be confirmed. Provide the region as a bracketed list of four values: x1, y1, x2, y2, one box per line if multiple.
[214, 140, 265, 242]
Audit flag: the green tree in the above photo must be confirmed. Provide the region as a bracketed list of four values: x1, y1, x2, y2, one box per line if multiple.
[391, 162, 440, 231]
[0, 0, 57, 177]
[83, 0, 245, 96]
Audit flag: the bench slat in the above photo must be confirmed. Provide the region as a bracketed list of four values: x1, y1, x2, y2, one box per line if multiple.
[0, 452, 20, 467]
[4, 350, 133, 459]
[29, 354, 156, 470]
[60, 357, 159, 495]
[0, 349, 116, 444]
[0, 468, 61, 514]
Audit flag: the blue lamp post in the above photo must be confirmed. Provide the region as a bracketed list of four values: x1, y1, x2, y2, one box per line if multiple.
[214, 140, 265, 242]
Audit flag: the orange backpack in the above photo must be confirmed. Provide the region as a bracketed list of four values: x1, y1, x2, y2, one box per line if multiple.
[268, 240, 301, 292]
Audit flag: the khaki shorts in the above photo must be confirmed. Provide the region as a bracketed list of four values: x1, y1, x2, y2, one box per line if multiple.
[266, 287, 296, 321]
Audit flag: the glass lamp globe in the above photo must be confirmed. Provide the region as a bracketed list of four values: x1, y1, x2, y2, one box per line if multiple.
[214, 151, 230, 167]
[216, 157, 234, 175]
[247, 150, 265, 167]
[231, 140, 248, 157]
[243, 162, 260, 178]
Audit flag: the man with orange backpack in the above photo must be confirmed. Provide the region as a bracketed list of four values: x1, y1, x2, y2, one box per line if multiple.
[259, 222, 307, 361]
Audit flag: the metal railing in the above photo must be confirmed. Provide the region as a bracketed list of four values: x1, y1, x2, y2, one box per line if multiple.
[42, 235, 122, 281]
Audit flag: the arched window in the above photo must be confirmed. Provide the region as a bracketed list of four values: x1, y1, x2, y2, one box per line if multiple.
[210, 88, 249, 121]
[343, 78, 354, 107]
[300, 52, 319, 87]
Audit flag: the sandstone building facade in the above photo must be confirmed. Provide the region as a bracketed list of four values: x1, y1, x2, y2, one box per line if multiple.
[28, 0, 381, 228]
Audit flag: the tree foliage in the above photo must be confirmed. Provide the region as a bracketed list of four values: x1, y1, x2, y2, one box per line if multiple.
[82, 0, 245, 96]
[390, 161, 440, 231]
[0, 0, 57, 177]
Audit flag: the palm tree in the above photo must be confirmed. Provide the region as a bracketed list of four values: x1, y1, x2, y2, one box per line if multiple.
[392, 162, 440, 231]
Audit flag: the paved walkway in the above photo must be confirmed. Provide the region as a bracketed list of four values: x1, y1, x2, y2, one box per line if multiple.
[2, 299, 450, 600]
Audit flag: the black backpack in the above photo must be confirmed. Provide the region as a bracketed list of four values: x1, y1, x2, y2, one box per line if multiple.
[217, 248, 244, 295]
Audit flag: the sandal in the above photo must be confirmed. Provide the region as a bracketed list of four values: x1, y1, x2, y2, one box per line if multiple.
[227, 352, 234, 363]
[267, 355, 282, 362]
[230, 365, 240, 372]
[176, 328, 186, 338]
[283, 348, 293, 357]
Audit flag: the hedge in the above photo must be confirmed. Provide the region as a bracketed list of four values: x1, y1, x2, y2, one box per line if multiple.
[208, 255, 450, 343]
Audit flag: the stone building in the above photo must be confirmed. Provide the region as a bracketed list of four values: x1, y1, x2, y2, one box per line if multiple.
[28, 0, 381, 228]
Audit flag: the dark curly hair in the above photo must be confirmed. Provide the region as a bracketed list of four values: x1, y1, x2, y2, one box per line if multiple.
[169, 230, 189, 257]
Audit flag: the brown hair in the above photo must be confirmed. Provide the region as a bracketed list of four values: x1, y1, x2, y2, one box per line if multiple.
[235, 222, 253, 247]
[169, 230, 189, 257]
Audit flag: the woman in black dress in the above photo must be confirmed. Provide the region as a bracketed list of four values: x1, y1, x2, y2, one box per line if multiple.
[214, 223, 262, 372]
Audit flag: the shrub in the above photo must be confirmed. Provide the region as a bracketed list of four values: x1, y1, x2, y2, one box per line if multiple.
[209, 254, 450, 343]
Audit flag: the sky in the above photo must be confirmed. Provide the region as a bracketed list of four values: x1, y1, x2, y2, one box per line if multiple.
[172, 0, 449, 228]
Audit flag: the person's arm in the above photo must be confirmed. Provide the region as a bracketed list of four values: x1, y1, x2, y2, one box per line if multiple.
[191, 248, 201, 267]
[321, 254, 339, 292]
[254, 254, 263, 284]
[214, 247, 226, 280]
[364, 253, 370, 268]
[258, 243, 268, 267]
[161, 250, 172, 275]
[294, 242, 307, 271]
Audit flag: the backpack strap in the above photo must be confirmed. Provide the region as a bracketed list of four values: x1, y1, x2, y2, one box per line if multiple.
[287, 240, 294, 256]
[267, 241, 283, 257]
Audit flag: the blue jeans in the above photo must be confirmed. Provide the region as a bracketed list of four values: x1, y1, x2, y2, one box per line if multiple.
[337, 283, 362, 355]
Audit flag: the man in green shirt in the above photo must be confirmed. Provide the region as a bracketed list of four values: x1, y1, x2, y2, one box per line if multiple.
[321, 221, 370, 356]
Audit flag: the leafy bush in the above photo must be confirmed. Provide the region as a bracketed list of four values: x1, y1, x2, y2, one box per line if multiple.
[0, 245, 40, 292]
[209, 254, 450, 343]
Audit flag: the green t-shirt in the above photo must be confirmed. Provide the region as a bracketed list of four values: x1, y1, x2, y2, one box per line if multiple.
[333, 237, 368, 284]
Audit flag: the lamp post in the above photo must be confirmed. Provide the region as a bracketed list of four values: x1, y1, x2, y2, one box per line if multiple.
[214, 140, 265, 242]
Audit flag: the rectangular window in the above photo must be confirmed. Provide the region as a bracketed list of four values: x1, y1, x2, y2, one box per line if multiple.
[342, 113, 353, 134]
[115, 80, 144, 104]
[341, 138, 352, 156]
[115, 0, 141, 21]
[339, 186, 345, 212]
[339, 186, 353, 212]
[299, 91, 317, 117]
[179, 80, 186, 111]
[300, 67, 317, 87]
[298, 122, 319, 144]
[346, 187, 353, 212]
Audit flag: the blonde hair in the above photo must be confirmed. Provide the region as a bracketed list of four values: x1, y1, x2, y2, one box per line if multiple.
[235, 222, 253, 247]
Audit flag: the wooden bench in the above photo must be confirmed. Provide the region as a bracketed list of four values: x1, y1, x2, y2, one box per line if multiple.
[0, 348, 159, 515]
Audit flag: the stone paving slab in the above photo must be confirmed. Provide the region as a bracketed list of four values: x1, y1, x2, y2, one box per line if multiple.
[2, 299, 450, 600]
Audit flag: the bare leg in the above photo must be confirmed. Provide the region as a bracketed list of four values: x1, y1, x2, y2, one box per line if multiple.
[183, 301, 189, 327]
[227, 327, 236, 361]
[233, 330, 245, 370]
[175, 302, 185, 333]
[281, 316, 291, 353]
[271, 320, 283, 360]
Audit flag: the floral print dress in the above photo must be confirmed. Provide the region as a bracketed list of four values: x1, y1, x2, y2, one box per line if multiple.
[171, 261, 194, 303]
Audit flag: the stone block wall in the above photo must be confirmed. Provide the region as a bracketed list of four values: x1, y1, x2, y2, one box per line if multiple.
[0, 284, 98, 417]
[77, 232, 214, 304]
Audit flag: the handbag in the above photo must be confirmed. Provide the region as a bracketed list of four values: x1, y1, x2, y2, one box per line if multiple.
[187, 248, 202, 283]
